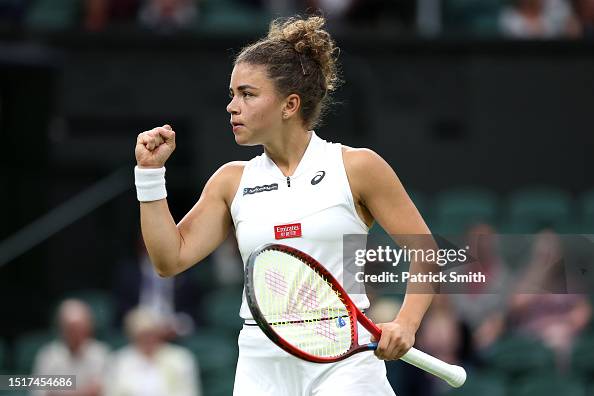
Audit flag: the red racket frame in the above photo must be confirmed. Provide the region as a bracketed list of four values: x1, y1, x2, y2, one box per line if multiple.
[245, 243, 382, 363]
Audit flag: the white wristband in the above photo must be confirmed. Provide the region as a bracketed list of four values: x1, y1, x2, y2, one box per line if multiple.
[135, 166, 167, 202]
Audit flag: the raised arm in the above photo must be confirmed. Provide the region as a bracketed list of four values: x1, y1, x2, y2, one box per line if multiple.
[135, 124, 243, 277]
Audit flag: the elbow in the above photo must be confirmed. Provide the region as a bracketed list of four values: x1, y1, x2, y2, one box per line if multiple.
[155, 268, 174, 278]
[153, 261, 179, 278]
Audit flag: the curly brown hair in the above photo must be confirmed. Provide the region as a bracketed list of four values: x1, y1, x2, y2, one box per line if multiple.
[235, 16, 341, 129]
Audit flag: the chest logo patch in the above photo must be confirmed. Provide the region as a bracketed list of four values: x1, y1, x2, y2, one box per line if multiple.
[274, 223, 302, 240]
[311, 171, 326, 185]
[243, 183, 278, 196]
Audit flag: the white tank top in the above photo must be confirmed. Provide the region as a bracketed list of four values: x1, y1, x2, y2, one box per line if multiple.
[230, 131, 370, 319]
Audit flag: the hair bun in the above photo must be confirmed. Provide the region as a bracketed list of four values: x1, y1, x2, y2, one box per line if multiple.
[268, 16, 339, 92]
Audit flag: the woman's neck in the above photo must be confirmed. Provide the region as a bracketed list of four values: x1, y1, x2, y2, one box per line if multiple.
[263, 127, 312, 177]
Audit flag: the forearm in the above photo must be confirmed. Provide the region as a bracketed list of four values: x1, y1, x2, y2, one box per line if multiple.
[395, 293, 434, 332]
[140, 199, 182, 277]
[395, 256, 435, 331]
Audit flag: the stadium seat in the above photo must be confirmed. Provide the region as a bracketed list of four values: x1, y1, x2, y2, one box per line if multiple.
[503, 186, 573, 232]
[445, 371, 506, 396]
[177, 328, 237, 395]
[13, 330, 55, 374]
[196, 0, 269, 35]
[433, 187, 499, 234]
[572, 336, 594, 377]
[511, 375, 586, 396]
[580, 189, 594, 233]
[25, 0, 80, 30]
[481, 335, 555, 378]
[202, 286, 244, 335]
[98, 329, 128, 351]
[442, 0, 502, 36]
[0, 391, 29, 396]
[203, 369, 235, 396]
[190, 256, 218, 293]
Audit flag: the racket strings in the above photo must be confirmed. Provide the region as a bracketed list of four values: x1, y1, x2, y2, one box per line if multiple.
[253, 249, 353, 357]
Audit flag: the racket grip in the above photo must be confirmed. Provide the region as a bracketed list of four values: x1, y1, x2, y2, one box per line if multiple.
[400, 347, 466, 388]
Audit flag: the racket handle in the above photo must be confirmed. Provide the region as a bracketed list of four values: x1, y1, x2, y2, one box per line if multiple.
[400, 347, 466, 388]
[367, 344, 465, 387]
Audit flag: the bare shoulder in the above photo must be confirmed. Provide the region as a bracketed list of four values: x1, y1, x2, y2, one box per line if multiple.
[206, 161, 246, 205]
[341, 145, 402, 201]
[216, 161, 246, 179]
[342, 146, 428, 235]
[341, 146, 392, 177]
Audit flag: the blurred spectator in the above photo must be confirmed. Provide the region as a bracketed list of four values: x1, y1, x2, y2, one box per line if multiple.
[105, 308, 200, 396]
[418, 304, 462, 367]
[307, 0, 356, 21]
[138, 0, 198, 32]
[450, 223, 509, 351]
[416, 295, 464, 396]
[31, 299, 109, 396]
[508, 229, 592, 370]
[113, 236, 200, 336]
[366, 296, 405, 392]
[306, 0, 413, 29]
[81, 0, 140, 31]
[83, 0, 110, 31]
[499, 0, 580, 38]
[572, 0, 594, 36]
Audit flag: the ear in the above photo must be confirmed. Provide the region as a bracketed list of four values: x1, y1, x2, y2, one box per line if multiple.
[282, 94, 301, 120]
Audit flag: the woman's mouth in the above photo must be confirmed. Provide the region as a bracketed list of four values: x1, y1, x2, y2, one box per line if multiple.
[232, 122, 244, 133]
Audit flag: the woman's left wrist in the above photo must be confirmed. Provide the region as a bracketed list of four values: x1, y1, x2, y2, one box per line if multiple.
[393, 315, 421, 333]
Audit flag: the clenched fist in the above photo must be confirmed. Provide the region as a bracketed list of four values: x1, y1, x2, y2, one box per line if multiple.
[135, 124, 176, 168]
[371, 320, 416, 360]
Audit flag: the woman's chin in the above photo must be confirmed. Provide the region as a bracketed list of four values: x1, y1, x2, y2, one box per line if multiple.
[234, 135, 253, 146]
[234, 133, 258, 146]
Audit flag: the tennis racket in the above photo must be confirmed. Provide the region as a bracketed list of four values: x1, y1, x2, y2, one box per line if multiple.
[244, 243, 467, 388]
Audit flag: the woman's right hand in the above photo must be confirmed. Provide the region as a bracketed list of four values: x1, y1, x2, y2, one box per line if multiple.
[135, 124, 176, 168]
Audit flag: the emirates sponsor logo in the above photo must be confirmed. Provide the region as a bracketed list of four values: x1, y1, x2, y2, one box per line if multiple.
[274, 223, 302, 240]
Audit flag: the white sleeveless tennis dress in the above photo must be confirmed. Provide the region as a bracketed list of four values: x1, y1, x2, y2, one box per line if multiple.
[230, 131, 396, 395]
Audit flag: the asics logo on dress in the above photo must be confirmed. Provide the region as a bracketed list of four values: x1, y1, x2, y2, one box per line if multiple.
[243, 183, 278, 196]
[311, 171, 326, 185]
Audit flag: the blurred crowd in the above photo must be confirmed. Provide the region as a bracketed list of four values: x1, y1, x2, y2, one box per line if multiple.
[31, 301, 199, 396]
[8, 220, 589, 396]
[0, 0, 593, 38]
[0, 184, 589, 396]
[18, 235, 246, 396]
[367, 224, 594, 395]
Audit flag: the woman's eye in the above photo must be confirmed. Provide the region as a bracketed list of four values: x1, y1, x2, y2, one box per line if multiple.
[243, 92, 252, 97]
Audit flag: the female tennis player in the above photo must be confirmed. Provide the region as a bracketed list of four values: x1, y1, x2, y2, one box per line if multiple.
[135, 15, 433, 395]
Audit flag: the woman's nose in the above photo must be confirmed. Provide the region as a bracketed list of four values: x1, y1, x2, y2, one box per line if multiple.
[227, 98, 239, 114]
